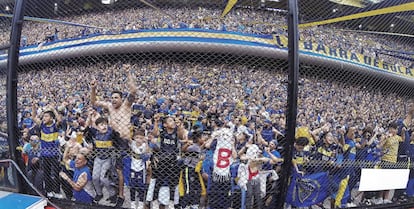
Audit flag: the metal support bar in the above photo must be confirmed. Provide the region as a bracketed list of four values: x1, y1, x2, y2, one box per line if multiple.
[7, 0, 27, 193]
[275, 0, 299, 208]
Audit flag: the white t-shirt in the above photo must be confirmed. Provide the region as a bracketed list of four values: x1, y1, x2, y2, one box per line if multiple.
[130, 141, 147, 172]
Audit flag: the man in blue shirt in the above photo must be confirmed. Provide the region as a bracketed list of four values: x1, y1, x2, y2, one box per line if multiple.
[60, 151, 95, 204]
[19, 111, 34, 130]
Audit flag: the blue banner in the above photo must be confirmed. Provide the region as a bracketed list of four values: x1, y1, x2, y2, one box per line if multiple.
[286, 172, 329, 207]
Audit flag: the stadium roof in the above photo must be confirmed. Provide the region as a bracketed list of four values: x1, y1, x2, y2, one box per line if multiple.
[0, 0, 413, 35]
[262, 0, 414, 34]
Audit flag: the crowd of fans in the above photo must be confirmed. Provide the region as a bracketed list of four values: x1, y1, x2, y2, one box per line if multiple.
[0, 7, 284, 47]
[0, 6, 412, 68]
[4, 59, 412, 209]
[301, 27, 413, 68]
[0, 4, 412, 209]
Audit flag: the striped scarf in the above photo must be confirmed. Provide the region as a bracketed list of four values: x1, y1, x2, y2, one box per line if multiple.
[212, 128, 234, 182]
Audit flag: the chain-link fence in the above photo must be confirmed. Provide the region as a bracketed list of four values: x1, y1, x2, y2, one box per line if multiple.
[0, 0, 18, 192]
[291, 0, 414, 208]
[1, 0, 414, 208]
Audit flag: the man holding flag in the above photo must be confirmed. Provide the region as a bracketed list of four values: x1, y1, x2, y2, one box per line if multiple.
[204, 124, 237, 209]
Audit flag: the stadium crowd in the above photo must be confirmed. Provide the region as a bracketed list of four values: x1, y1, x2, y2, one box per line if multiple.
[0, 7, 412, 68]
[8, 59, 414, 209]
[300, 26, 413, 68]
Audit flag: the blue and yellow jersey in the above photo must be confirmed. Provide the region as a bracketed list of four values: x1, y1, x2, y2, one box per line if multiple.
[314, 140, 337, 163]
[90, 127, 116, 159]
[292, 149, 309, 172]
[343, 138, 356, 160]
[40, 122, 60, 157]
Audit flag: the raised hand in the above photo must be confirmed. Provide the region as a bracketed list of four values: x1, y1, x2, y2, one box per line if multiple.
[153, 114, 161, 122]
[90, 79, 97, 89]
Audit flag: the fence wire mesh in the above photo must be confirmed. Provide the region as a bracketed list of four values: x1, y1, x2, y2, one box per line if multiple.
[292, 0, 414, 208]
[0, 0, 413, 208]
[0, 0, 15, 191]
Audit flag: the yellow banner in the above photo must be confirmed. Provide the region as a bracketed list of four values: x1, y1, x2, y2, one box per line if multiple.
[274, 35, 414, 79]
[299, 2, 414, 28]
[221, 0, 238, 18]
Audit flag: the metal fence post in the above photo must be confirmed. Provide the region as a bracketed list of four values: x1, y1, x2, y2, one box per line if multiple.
[7, 0, 27, 193]
[276, 0, 299, 208]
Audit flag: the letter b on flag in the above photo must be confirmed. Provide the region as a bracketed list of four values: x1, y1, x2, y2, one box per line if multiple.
[216, 148, 231, 168]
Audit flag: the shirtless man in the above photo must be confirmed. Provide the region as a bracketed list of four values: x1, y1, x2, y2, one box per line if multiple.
[90, 63, 137, 207]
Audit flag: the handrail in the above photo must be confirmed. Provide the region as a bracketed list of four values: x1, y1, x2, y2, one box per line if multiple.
[0, 159, 61, 209]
